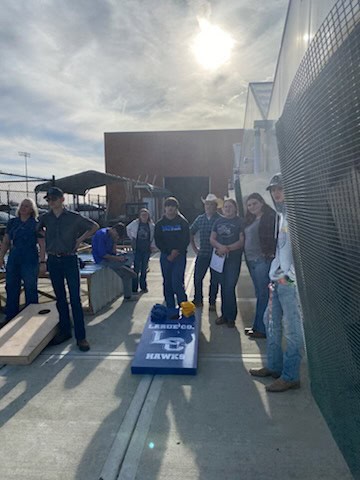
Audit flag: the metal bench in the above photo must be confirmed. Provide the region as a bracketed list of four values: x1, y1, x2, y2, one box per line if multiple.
[0, 261, 124, 315]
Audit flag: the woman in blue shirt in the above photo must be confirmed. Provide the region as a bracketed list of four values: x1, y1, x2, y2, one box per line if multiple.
[0, 198, 43, 322]
[210, 199, 244, 328]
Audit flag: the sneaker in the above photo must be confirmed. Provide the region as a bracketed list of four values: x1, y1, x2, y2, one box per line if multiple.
[77, 339, 90, 352]
[249, 367, 281, 379]
[209, 304, 216, 312]
[227, 321, 236, 328]
[244, 327, 253, 335]
[49, 333, 72, 346]
[215, 316, 226, 325]
[120, 265, 137, 278]
[266, 378, 300, 392]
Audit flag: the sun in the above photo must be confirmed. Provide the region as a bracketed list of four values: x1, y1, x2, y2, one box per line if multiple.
[191, 19, 235, 71]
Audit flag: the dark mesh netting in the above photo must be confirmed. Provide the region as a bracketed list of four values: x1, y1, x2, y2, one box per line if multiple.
[276, 1, 360, 477]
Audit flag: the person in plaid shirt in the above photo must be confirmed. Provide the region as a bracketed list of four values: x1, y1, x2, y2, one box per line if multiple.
[190, 194, 222, 309]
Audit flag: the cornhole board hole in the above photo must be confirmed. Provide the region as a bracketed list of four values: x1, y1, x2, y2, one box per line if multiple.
[0, 302, 58, 365]
[131, 312, 200, 375]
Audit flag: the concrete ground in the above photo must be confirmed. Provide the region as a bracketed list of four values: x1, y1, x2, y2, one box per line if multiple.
[0, 253, 352, 480]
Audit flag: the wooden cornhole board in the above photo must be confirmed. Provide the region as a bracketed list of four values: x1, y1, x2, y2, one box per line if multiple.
[0, 302, 58, 365]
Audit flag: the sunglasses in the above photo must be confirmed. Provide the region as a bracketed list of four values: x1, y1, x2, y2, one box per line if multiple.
[46, 196, 60, 202]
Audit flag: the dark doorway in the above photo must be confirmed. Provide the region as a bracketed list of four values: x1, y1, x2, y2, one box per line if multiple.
[164, 176, 209, 224]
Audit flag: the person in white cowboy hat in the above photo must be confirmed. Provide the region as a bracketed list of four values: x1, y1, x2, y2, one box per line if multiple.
[190, 193, 223, 309]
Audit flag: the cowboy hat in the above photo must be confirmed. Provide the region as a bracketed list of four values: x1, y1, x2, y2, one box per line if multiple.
[201, 193, 221, 205]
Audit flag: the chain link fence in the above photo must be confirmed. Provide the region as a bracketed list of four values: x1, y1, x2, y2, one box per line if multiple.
[276, 1, 360, 477]
[0, 172, 108, 230]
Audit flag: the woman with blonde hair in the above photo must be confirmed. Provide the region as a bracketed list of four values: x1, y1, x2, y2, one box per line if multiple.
[0, 198, 44, 322]
[126, 208, 155, 293]
[210, 198, 245, 328]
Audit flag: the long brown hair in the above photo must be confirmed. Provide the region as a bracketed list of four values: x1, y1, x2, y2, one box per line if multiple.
[245, 193, 273, 226]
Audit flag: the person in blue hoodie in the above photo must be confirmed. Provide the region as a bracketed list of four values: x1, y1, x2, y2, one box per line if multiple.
[154, 197, 190, 308]
[249, 173, 304, 392]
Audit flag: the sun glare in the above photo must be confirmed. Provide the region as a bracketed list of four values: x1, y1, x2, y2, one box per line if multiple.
[192, 19, 235, 71]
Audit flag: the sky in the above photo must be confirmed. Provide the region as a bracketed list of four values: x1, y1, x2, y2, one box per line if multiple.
[0, 0, 287, 179]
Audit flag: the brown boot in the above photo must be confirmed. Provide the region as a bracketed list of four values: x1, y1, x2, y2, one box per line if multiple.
[77, 339, 90, 352]
[249, 367, 281, 378]
[266, 378, 300, 392]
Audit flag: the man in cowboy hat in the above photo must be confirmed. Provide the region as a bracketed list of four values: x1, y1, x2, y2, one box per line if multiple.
[190, 193, 222, 309]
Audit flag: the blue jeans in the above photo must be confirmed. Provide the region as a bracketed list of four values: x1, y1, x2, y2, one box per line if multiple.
[213, 253, 242, 322]
[160, 253, 187, 308]
[193, 255, 219, 304]
[47, 255, 86, 341]
[265, 282, 304, 381]
[5, 253, 39, 320]
[132, 250, 150, 292]
[246, 257, 272, 335]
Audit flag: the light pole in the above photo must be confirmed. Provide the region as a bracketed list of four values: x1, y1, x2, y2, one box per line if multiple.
[18, 151, 31, 196]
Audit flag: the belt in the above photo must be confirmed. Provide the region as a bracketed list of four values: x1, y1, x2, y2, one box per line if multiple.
[48, 252, 76, 257]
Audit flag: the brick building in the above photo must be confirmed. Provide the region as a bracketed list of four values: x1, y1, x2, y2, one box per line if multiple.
[104, 128, 243, 222]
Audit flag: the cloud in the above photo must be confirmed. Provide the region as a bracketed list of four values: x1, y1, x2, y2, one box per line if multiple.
[0, 0, 287, 178]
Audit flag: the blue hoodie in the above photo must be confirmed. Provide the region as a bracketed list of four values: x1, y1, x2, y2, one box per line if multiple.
[269, 201, 296, 282]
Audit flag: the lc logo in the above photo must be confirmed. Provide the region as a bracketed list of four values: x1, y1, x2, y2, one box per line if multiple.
[151, 331, 186, 352]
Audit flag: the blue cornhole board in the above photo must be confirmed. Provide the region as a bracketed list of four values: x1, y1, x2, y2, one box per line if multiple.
[131, 311, 199, 375]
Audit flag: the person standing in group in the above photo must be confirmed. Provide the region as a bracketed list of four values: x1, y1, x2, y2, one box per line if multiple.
[210, 198, 244, 328]
[250, 174, 304, 392]
[244, 193, 277, 339]
[38, 187, 99, 351]
[0, 198, 45, 324]
[190, 193, 222, 310]
[92, 222, 138, 301]
[154, 197, 190, 308]
[126, 208, 155, 294]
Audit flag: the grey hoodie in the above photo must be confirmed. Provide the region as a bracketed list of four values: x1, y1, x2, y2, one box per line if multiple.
[269, 201, 296, 282]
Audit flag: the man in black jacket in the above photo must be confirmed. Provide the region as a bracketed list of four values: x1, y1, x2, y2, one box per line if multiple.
[154, 197, 190, 308]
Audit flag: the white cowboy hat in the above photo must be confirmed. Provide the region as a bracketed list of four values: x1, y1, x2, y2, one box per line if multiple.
[201, 193, 223, 208]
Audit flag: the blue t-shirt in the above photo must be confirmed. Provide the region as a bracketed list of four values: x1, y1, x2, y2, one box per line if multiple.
[6, 217, 39, 260]
[92, 228, 114, 264]
[212, 216, 244, 257]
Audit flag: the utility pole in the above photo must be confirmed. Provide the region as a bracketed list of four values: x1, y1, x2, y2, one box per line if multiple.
[18, 151, 31, 196]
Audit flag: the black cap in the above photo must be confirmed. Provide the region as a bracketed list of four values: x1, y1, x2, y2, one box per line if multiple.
[266, 173, 283, 191]
[44, 186, 64, 199]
